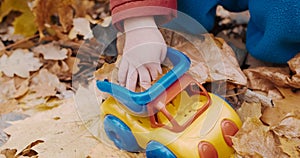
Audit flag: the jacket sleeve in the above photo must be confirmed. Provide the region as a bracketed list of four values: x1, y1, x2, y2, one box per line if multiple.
[110, 0, 177, 31]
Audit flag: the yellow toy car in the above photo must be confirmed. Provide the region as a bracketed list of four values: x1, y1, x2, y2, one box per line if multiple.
[97, 48, 242, 158]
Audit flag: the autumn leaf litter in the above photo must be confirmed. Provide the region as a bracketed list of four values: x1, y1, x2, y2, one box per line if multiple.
[0, 1, 299, 158]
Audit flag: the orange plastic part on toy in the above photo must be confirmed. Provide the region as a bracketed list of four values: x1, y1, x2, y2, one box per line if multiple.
[147, 74, 211, 132]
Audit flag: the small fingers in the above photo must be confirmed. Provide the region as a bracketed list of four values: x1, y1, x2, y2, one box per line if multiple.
[137, 66, 151, 90]
[146, 63, 162, 81]
[118, 59, 129, 87]
[126, 64, 138, 91]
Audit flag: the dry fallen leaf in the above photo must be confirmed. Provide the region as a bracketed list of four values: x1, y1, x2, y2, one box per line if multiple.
[267, 88, 284, 100]
[243, 68, 278, 92]
[288, 53, 300, 88]
[272, 115, 300, 139]
[232, 118, 287, 158]
[0, 27, 24, 42]
[244, 53, 300, 92]
[0, 99, 18, 115]
[0, 0, 37, 37]
[0, 49, 42, 78]
[216, 6, 250, 25]
[99, 16, 112, 27]
[65, 57, 80, 74]
[30, 69, 66, 98]
[0, 77, 25, 114]
[69, 18, 93, 40]
[261, 88, 300, 126]
[244, 67, 292, 90]
[0, 148, 16, 158]
[160, 29, 247, 86]
[17, 92, 49, 111]
[278, 136, 300, 158]
[0, 99, 99, 158]
[0, 79, 16, 101]
[236, 102, 262, 122]
[94, 62, 118, 82]
[1, 140, 44, 158]
[13, 79, 29, 99]
[45, 60, 71, 81]
[288, 53, 300, 75]
[169, 36, 209, 84]
[73, 0, 95, 18]
[0, 41, 4, 51]
[0, 93, 140, 158]
[0, 131, 9, 149]
[32, 42, 68, 60]
[57, 4, 74, 33]
[33, 0, 77, 38]
[18, 95, 62, 115]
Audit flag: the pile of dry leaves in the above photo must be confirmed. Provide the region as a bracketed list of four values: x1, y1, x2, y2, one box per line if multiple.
[0, 1, 299, 158]
[0, 0, 111, 114]
[0, 0, 117, 157]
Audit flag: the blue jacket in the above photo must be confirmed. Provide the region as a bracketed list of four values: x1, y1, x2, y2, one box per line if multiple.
[178, 0, 300, 63]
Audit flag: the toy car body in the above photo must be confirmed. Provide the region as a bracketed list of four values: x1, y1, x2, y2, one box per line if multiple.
[97, 48, 242, 157]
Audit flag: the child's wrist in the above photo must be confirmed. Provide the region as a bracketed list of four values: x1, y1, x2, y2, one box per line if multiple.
[124, 16, 157, 32]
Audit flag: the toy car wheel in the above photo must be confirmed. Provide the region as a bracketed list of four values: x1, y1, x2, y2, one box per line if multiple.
[103, 115, 143, 152]
[146, 141, 176, 158]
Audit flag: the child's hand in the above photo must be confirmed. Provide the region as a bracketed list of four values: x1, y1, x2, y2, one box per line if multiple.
[119, 16, 167, 91]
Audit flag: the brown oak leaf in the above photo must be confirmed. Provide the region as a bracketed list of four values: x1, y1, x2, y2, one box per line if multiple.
[232, 118, 287, 158]
[0, 49, 42, 78]
[32, 42, 68, 60]
[30, 69, 66, 98]
[261, 88, 300, 126]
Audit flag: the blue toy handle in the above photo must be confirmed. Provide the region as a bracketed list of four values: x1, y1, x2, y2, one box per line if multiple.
[97, 47, 190, 115]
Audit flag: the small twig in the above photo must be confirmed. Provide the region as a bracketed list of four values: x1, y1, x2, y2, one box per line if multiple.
[0, 34, 39, 51]
[244, 89, 274, 108]
[224, 86, 248, 97]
